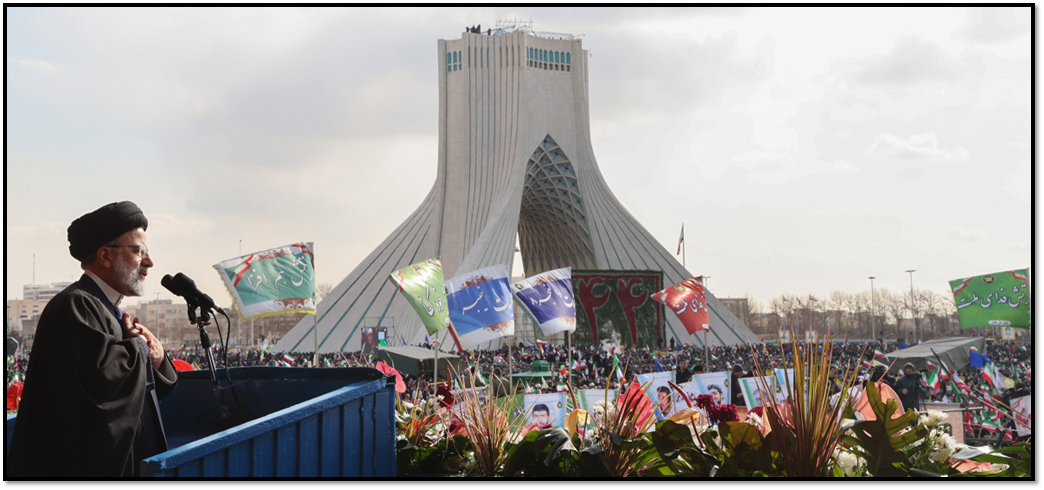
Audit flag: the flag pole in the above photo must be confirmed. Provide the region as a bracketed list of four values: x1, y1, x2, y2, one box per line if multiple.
[313, 312, 319, 367]
[568, 331, 573, 392]
[703, 329, 708, 369]
[434, 330, 439, 385]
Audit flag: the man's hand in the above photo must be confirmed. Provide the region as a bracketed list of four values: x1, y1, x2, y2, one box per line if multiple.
[121, 313, 166, 370]
[902, 389, 909, 395]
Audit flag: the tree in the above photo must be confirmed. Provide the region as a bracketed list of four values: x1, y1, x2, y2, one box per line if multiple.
[825, 290, 849, 337]
[316, 282, 335, 301]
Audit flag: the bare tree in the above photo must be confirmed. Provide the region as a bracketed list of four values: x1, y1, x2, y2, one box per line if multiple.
[825, 290, 848, 337]
[767, 297, 790, 334]
[744, 293, 765, 332]
[316, 282, 335, 301]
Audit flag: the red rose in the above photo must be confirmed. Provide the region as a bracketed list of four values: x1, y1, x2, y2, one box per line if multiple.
[695, 394, 716, 411]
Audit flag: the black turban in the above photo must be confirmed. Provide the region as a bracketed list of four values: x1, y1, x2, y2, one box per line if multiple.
[68, 201, 149, 262]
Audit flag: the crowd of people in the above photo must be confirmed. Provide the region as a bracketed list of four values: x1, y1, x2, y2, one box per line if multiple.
[8, 338, 1030, 413]
[7, 335, 1032, 444]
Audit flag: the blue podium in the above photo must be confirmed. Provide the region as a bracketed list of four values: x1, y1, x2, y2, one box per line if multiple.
[7, 367, 397, 477]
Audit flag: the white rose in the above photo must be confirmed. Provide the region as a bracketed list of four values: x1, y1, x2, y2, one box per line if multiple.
[836, 451, 859, 476]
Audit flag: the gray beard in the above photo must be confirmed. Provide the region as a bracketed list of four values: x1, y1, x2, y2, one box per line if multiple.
[114, 257, 146, 296]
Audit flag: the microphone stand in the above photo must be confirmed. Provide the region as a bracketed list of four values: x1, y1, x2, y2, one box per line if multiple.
[188, 299, 231, 421]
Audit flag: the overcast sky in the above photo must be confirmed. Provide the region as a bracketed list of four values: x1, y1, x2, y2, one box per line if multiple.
[6, 6, 1033, 312]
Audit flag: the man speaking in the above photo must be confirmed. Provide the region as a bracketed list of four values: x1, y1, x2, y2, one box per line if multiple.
[9, 201, 179, 478]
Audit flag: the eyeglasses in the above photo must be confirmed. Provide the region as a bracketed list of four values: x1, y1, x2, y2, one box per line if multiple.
[106, 244, 150, 259]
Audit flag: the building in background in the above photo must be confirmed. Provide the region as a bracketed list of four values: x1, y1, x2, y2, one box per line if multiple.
[23, 282, 73, 302]
[278, 22, 758, 354]
[6, 299, 49, 331]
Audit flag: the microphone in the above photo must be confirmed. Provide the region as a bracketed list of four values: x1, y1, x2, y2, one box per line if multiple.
[161, 273, 218, 310]
[172, 273, 218, 310]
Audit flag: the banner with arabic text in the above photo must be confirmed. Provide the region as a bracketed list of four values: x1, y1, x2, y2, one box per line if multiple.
[949, 269, 1030, 329]
[445, 264, 515, 349]
[214, 242, 315, 321]
[388, 257, 451, 336]
[652, 276, 709, 335]
[513, 267, 576, 337]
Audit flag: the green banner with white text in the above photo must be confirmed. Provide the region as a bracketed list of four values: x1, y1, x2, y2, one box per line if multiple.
[949, 268, 1030, 329]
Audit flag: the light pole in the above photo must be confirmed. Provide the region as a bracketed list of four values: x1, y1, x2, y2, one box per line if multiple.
[906, 270, 918, 344]
[868, 277, 876, 341]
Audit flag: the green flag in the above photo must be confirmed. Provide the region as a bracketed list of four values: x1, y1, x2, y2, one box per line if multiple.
[949, 269, 1030, 329]
[214, 243, 316, 320]
[388, 257, 451, 335]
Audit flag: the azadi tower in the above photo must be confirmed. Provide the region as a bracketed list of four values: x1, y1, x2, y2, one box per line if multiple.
[277, 24, 760, 354]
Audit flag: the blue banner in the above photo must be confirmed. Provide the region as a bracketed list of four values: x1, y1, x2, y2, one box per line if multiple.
[512, 268, 576, 336]
[445, 264, 515, 349]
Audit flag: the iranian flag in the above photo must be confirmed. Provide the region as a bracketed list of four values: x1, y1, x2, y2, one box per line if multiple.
[953, 374, 971, 396]
[980, 365, 996, 392]
[927, 367, 943, 392]
[536, 339, 548, 348]
[873, 349, 886, 360]
[283, 353, 296, 363]
[571, 359, 579, 371]
[612, 354, 625, 382]
[677, 224, 684, 255]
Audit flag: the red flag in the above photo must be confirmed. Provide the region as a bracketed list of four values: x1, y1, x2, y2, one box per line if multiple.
[172, 359, 195, 372]
[376, 361, 407, 393]
[652, 277, 709, 335]
[677, 224, 684, 255]
[6, 382, 24, 410]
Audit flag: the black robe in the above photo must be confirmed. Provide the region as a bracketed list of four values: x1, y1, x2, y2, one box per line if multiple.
[8, 275, 178, 478]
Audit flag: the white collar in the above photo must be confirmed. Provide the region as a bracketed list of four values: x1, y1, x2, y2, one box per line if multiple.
[84, 270, 124, 308]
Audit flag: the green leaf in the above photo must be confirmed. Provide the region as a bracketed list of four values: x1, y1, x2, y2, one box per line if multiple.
[832, 464, 844, 478]
[848, 421, 909, 477]
[533, 427, 578, 467]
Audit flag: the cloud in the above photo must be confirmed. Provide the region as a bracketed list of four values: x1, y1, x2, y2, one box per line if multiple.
[9, 57, 60, 73]
[947, 227, 987, 242]
[588, 28, 774, 122]
[724, 151, 860, 185]
[864, 132, 969, 163]
[957, 7, 1029, 45]
[853, 36, 956, 86]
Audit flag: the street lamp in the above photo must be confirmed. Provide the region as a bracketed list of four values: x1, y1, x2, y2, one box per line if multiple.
[868, 277, 876, 341]
[906, 270, 918, 344]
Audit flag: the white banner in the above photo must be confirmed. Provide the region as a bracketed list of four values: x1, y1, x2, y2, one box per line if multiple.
[1011, 394, 1031, 437]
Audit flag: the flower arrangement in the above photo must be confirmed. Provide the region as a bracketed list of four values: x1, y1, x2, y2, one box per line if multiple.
[389, 348, 1031, 478]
